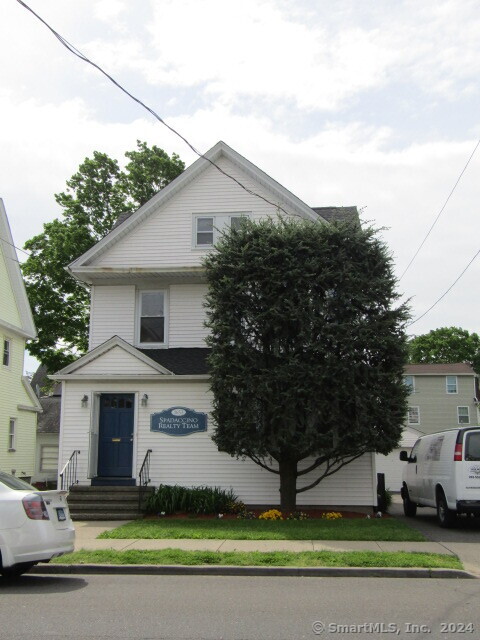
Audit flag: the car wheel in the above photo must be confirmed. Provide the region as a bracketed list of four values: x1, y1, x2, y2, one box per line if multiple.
[1, 562, 36, 579]
[402, 487, 417, 517]
[436, 492, 456, 528]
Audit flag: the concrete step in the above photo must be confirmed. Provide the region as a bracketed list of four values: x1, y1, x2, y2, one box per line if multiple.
[69, 501, 144, 511]
[69, 485, 155, 493]
[70, 512, 143, 521]
[68, 492, 151, 502]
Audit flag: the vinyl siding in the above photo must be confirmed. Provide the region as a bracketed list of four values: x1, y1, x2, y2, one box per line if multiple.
[89, 285, 135, 349]
[0, 333, 37, 477]
[169, 284, 208, 348]
[0, 245, 22, 327]
[94, 157, 302, 269]
[74, 346, 162, 376]
[59, 379, 375, 506]
[405, 374, 478, 434]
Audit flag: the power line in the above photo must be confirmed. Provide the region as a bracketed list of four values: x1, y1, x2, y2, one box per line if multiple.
[0, 235, 30, 256]
[407, 248, 480, 327]
[399, 137, 480, 281]
[16, 0, 303, 221]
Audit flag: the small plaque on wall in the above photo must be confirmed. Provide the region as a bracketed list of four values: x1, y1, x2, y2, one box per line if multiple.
[150, 407, 207, 436]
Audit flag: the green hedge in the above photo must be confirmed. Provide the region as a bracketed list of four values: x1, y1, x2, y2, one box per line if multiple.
[145, 484, 238, 515]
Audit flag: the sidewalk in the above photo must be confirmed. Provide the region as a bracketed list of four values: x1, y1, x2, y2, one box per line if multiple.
[30, 519, 478, 578]
[72, 520, 458, 555]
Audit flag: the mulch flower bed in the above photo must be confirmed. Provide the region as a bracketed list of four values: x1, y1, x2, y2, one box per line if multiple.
[145, 508, 388, 520]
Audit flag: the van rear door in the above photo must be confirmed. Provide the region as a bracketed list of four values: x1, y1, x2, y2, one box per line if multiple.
[460, 430, 480, 499]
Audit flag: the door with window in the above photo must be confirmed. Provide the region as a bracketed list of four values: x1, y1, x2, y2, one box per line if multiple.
[97, 394, 134, 477]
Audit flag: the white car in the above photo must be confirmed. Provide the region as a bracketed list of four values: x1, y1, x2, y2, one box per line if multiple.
[0, 471, 75, 578]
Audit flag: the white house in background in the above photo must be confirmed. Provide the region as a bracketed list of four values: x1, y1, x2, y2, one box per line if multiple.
[376, 363, 479, 492]
[0, 199, 42, 480]
[52, 141, 377, 508]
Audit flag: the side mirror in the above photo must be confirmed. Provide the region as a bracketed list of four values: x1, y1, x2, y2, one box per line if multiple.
[399, 450, 409, 462]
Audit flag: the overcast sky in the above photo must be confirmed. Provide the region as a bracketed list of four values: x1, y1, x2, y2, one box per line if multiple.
[1, 0, 479, 372]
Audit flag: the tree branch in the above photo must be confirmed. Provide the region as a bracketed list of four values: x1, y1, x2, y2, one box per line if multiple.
[249, 454, 279, 474]
[296, 452, 366, 493]
[297, 455, 330, 476]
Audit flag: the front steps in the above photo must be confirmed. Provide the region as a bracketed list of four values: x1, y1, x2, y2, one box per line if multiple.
[67, 484, 155, 521]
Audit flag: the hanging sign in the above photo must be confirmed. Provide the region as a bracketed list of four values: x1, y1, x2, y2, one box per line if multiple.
[150, 407, 207, 436]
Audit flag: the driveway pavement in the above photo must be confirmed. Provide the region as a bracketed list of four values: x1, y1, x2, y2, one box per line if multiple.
[390, 495, 480, 576]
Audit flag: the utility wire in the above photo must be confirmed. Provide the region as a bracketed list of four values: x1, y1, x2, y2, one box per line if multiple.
[399, 137, 480, 281]
[0, 235, 31, 256]
[407, 248, 480, 327]
[16, 0, 301, 220]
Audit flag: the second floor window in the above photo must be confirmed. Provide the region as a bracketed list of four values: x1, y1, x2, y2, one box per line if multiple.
[446, 376, 457, 394]
[407, 406, 420, 425]
[138, 291, 165, 345]
[3, 339, 10, 367]
[404, 375, 415, 392]
[194, 214, 249, 247]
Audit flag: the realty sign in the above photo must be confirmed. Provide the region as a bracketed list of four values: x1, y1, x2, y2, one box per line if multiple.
[150, 407, 207, 436]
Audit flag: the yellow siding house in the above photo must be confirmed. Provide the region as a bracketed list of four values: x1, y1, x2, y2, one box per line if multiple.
[0, 199, 41, 479]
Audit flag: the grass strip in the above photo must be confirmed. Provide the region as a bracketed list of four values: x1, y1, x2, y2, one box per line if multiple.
[52, 549, 461, 569]
[98, 518, 425, 542]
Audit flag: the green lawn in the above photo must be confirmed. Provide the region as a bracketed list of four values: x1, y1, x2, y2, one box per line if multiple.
[52, 548, 461, 569]
[98, 518, 425, 542]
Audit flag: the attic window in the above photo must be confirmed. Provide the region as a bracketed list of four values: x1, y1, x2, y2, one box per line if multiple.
[138, 291, 166, 346]
[193, 213, 250, 247]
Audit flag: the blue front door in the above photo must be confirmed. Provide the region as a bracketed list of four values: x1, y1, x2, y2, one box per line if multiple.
[98, 394, 134, 477]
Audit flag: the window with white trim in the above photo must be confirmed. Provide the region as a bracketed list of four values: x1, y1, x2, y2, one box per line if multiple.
[446, 375, 457, 394]
[40, 445, 59, 472]
[404, 375, 415, 392]
[8, 418, 15, 451]
[457, 406, 470, 425]
[193, 213, 250, 247]
[407, 406, 420, 425]
[137, 290, 166, 346]
[3, 339, 10, 367]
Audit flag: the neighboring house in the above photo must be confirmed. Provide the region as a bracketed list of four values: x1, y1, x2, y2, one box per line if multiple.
[376, 363, 479, 491]
[30, 365, 61, 486]
[52, 141, 376, 508]
[0, 199, 42, 480]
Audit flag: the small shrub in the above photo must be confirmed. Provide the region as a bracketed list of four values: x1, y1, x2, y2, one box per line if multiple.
[284, 511, 310, 521]
[237, 510, 257, 520]
[226, 500, 246, 514]
[384, 489, 393, 512]
[321, 511, 343, 520]
[259, 509, 283, 521]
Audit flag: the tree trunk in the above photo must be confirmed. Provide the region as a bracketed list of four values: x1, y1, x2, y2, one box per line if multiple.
[279, 457, 298, 511]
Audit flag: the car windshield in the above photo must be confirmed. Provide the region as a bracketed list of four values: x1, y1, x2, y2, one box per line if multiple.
[465, 432, 480, 461]
[0, 471, 35, 490]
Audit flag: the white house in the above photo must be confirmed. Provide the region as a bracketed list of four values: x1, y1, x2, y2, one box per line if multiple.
[52, 141, 377, 509]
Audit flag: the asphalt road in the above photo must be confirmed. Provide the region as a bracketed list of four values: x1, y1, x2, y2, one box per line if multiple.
[1, 574, 479, 640]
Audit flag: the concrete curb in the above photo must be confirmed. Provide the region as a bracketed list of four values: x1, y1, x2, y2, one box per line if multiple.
[32, 564, 477, 579]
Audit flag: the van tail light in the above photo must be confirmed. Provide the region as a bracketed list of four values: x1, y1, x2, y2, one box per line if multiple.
[454, 443, 463, 462]
[22, 494, 50, 520]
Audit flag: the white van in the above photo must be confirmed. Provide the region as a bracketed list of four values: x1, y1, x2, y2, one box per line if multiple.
[399, 426, 480, 527]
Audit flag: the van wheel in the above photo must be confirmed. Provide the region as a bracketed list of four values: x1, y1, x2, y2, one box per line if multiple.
[436, 492, 456, 528]
[402, 487, 417, 517]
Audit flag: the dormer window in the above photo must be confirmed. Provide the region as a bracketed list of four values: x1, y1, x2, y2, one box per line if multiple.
[193, 213, 250, 248]
[137, 291, 166, 346]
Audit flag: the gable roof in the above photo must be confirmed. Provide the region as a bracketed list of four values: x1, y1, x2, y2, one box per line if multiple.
[68, 141, 326, 272]
[0, 199, 36, 338]
[404, 363, 475, 375]
[52, 335, 174, 377]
